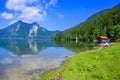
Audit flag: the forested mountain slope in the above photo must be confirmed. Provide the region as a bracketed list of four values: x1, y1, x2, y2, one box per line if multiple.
[54, 4, 120, 42]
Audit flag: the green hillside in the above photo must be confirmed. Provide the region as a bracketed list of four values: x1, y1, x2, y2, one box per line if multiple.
[54, 4, 120, 42]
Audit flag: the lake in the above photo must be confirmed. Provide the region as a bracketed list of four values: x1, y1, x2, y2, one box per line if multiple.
[0, 39, 75, 80]
[0, 39, 95, 80]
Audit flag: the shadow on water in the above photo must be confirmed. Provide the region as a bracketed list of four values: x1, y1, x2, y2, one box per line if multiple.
[0, 39, 57, 56]
[55, 40, 97, 53]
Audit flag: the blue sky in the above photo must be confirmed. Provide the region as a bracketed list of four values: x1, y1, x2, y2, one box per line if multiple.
[0, 0, 120, 31]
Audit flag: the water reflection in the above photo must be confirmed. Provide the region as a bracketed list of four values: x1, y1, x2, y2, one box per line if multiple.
[0, 39, 96, 80]
[0, 39, 74, 80]
[55, 40, 97, 53]
[0, 39, 56, 56]
[0, 55, 65, 80]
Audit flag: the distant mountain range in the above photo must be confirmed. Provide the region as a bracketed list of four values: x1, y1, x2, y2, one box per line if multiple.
[0, 21, 59, 39]
[54, 3, 120, 42]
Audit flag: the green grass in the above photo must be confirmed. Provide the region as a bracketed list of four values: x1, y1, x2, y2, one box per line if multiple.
[38, 43, 120, 80]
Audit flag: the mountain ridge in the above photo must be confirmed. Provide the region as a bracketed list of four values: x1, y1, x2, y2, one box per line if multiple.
[0, 21, 59, 39]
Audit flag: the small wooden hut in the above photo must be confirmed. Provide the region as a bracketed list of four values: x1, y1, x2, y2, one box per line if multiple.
[97, 36, 108, 43]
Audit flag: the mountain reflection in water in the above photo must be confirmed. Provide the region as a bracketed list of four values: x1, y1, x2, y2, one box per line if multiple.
[0, 39, 57, 56]
[0, 39, 74, 80]
[0, 39, 96, 80]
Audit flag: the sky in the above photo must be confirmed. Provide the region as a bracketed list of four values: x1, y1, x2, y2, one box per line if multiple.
[0, 0, 120, 31]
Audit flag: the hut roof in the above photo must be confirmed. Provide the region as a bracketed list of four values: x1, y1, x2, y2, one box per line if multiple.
[99, 36, 108, 39]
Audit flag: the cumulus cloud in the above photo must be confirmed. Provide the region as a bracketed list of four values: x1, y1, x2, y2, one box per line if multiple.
[6, 0, 39, 11]
[19, 6, 45, 22]
[1, 12, 14, 19]
[57, 14, 64, 19]
[2, 0, 57, 23]
[6, 0, 26, 11]
[49, 0, 57, 6]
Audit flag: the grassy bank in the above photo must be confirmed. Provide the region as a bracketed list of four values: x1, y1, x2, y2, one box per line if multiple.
[38, 43, 120, 80]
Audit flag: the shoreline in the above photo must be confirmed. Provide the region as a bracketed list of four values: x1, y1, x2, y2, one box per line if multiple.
[38, 43, 120, 80]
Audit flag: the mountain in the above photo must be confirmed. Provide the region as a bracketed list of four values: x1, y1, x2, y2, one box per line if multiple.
[0, 21, 59, 39]
[54, 3, 120, 42]
[87, 9, 110, 21]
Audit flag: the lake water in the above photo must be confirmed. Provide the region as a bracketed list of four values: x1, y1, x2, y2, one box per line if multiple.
[0, 39, 75, 80]
[0, 39, 96, 80]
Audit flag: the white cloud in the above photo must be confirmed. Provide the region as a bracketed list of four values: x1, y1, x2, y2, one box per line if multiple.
[18, 6, 45, 23]
[4, 0, 57, 23]
[0, 0, 57, 24]
[49, 0, 57, 6]
[6, 0, 38, 11]
[57, 14, 64, 19]
[6, 0, 26, 11]
[1, 12, 14, 19]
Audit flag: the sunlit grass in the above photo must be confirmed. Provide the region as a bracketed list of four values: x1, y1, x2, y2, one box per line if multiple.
[38, 43, 120, 80]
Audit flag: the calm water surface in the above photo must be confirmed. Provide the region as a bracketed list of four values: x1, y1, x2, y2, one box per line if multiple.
[0, 39, 75, 80]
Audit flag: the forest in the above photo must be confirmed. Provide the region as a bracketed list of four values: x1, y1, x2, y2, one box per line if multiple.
[54, 4, 120, 42]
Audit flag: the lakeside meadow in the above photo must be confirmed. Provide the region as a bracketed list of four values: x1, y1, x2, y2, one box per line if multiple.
[38, 43, 120, 80]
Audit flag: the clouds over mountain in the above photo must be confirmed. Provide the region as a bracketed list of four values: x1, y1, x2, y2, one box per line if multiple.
[1, 12, 14, 19]
[1, 0, 57, 23]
